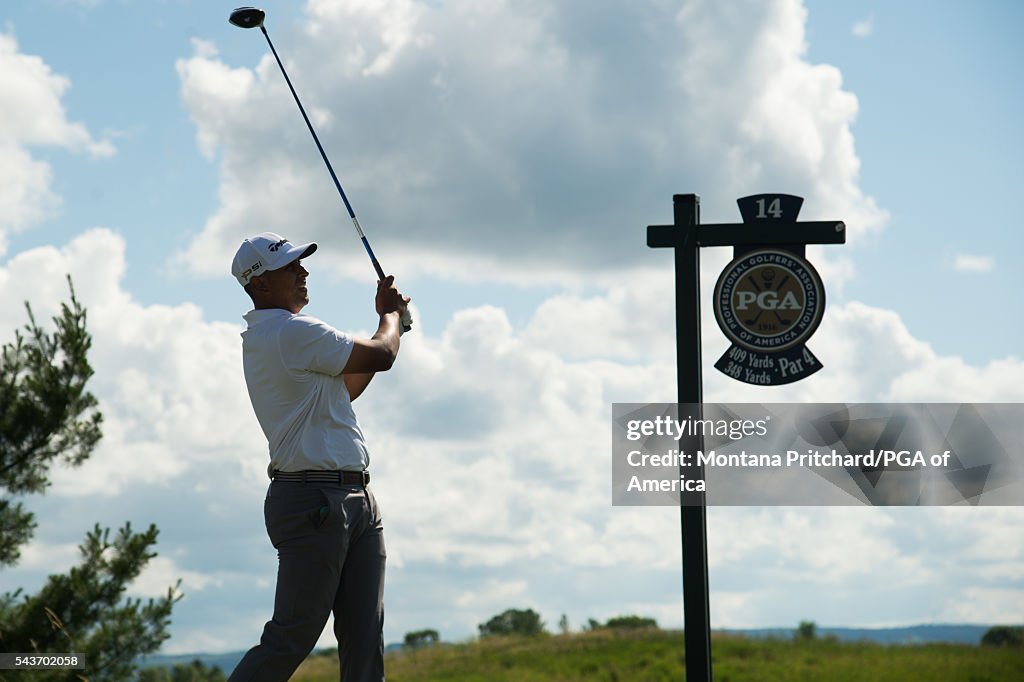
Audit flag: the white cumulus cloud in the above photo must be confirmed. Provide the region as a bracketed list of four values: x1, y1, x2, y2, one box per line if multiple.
[5, 228, 1024, 645]
[0, 230, 266, 498]
[175, 0, 886, 286]
[952, 253, 994, 273]
[0, 31, 114, 254]
[852, 16, 874, 38]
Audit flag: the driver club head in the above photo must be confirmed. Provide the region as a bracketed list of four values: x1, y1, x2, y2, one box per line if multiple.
[229, 7, 265, 29]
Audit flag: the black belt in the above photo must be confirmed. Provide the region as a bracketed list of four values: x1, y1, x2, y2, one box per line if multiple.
[272, 469, 370, 485]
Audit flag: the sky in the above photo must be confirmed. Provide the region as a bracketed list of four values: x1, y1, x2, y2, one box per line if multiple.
[1, 0, 1022, 655]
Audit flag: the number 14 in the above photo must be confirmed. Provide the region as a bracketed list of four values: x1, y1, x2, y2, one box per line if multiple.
[756, 197, 783, 219]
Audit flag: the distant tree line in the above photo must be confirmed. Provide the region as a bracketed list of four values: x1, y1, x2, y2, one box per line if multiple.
[479, 608, 545, 637]
[981, 625, 1023, 648]
[407, 612, 1024, 657]
[585, 615, 659, 631]
[795, 620, 817, 641]
[463, 608, 661, 640]
[417, 613, 1024, 651]
[404, 629, 440, 648]
[138, 659, 226, 682]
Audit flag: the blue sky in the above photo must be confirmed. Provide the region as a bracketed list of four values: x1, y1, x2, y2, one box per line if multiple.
[2, 0, 1022, 655]
[803, 0, 1023, 363]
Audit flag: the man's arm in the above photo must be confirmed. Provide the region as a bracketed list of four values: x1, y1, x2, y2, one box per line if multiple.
[342, 316, 400, 374]
[340, 275, 409, 378]
[343, 372, 375, 401]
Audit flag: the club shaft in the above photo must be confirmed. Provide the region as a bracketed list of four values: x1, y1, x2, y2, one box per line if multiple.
[360, 233, 386, 281]
[255, 21, 410, 331]
[259, 25, 384, 279]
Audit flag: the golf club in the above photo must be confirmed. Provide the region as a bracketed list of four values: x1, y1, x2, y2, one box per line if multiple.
[229, 6, 412, 332]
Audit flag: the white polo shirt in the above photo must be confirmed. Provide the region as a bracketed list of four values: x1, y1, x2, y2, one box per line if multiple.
[241, 309, 370, 478]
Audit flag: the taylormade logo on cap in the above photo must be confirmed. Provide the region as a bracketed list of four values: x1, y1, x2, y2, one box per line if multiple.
[232, 232, 318, 286]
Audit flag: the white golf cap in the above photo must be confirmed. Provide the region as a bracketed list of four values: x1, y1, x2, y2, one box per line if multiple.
[232, 232, 318, 286]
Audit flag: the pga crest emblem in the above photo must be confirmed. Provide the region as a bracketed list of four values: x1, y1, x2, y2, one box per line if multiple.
[714, 249, 824, 352]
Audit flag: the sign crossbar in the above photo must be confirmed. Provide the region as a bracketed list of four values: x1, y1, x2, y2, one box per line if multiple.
[648, 220, 846, 248]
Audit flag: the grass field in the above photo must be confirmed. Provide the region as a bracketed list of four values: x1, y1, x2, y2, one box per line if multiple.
[291, 629, 1024, 681]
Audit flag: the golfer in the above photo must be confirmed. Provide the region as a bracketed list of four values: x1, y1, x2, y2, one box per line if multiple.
[229, 232, 409, 681]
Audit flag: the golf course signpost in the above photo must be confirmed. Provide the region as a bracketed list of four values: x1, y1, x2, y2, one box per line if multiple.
[646, 193, 846, 681]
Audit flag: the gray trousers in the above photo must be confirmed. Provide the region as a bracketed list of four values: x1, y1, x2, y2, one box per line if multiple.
[229, 480, 386, 682]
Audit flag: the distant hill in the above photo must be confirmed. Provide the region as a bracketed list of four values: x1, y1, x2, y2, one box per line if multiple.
[138, 651, 245, 675]
[718, 623, 995, 646]
[137, 623, 1005, 673]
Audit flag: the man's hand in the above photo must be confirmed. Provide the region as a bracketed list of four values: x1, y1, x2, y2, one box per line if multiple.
[377, 275, 412, 333]
[375, 275, 411, 317]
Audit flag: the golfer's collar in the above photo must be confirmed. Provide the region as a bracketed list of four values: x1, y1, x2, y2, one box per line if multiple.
[243, 308, 294, 326]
